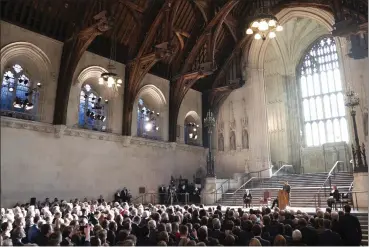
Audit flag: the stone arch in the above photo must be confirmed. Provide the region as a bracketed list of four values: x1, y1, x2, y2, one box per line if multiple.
[1, 42, 53, 122]
[184, 110, 201, 124]
[247, 7, 335, 69]
[132, 84, 168, 141]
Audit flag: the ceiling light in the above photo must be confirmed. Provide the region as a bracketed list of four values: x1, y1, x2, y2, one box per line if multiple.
[268, 19, 276, 27]
[246, 28, 253, 35]
[276, 25, 283, 32]
[251, 21, 259, 28]
[258, 20, 269, 31]
[193, 128, 197, 132]
[254, 33, 262, 40]
[99, 77, 104, 85]
[37, 82, 42, 87]
[189, 133, 193, 138]
[117, 79, 123, 84]
[269, 31, 276, 39]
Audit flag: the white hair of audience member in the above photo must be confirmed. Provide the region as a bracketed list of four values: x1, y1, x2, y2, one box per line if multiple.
[1, 208, 5, 216]
[148, 220, 156, 229]
[131, 208, 138, 217]
[292, 230, 302, 241]
[212, 218, 221, 230]
[161, 213, 169, 222]
[234, 211, 239, 218]
[165, 223, 172, 233]
[2, 238, 12, 246]
[331, 211, 339, 221]
[296, 210, 302, 215]
[317, 210, 324, 218]
[250, 214, 257, 222]
[315, 207, 321, 213]
[142, 210, 150, 219]
[200, 225, 208, 232]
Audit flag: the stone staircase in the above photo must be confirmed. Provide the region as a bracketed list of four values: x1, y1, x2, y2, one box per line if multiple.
[218, 172, 354, 208]
[357, 213, 368, 246]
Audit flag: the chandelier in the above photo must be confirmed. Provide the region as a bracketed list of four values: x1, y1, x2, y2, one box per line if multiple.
[186, 122, 199, 140]
[99, 20, 122, 91]
[246, 7, 283, 40]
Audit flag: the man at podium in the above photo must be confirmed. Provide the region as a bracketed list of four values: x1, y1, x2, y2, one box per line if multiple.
[282, 181, 291, 206]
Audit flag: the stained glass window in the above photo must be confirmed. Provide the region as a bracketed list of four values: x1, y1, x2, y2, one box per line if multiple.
[137, 99, 160, 140]
[1, 64, 38, 117]
[78, 84, 107, 131]
[298, 37, 348, 147]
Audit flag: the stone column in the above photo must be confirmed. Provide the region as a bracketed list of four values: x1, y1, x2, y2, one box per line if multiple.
[353, 172, 368, 209]
[201, 177, 217, 205]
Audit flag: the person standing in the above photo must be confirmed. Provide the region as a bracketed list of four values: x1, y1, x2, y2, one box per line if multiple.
[282, 181, 291, 206]
[339, 205, 362, 246]
[243, 189, 252, 208]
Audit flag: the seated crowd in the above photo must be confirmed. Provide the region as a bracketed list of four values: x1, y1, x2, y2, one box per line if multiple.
[0, 197, 363, 246]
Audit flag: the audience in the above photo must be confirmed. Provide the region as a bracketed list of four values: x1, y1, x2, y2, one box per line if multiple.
[0, 197, 363, 246]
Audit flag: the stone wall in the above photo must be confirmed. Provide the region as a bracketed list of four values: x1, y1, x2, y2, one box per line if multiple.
[214, 9, 368, 176]
[1, 117, 206, 207]
[0, 21, 205, 207]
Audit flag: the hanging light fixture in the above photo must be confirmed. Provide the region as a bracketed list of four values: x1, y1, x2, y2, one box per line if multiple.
[100, 20, 122, 91]
[245, 1, 283, 41]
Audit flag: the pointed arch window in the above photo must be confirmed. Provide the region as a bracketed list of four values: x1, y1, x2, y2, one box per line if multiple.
[1, 64, 40, 120]
[78, 84, 108, 132]
[298, 37, 348, 147]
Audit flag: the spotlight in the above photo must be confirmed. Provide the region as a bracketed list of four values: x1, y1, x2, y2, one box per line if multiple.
[117, 79, 123, 84]
[189, 133, 193, 138]
[193, 128, 197, 132]
[25, 103, 34, 110]
[196, 124, 199, 127]
[13, 97, 22, 108]
[156, 112, 160, 116]
[98, 77, 104, 85]
[37, 82, 42, 87]
[105, 99, 109, 103]
[145, 122, 153, 131]
[9, 87, 14, 92]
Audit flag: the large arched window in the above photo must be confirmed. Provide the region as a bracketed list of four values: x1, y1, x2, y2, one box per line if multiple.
[298, 37, 348, 147]
[1, 64, 40, 120]
[78, 84, 108, 132]
[137, 98, 160, 140]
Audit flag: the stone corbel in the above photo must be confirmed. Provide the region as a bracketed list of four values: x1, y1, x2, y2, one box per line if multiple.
[121, 136, 132, 147]
[170, 142, 177, 150]
[54, 125, 67, 138]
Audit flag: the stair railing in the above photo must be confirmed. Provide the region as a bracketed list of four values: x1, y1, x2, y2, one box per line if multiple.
[221, 167, 271, 205]
[314, 160, 345, 207]
[272, 164, 293, 176]
[213, 178, 231, 202]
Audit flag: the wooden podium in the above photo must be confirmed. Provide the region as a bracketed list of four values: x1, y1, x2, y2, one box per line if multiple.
[278, 190, 289, 210]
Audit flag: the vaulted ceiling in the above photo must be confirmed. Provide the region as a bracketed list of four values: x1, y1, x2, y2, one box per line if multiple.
[1, 0, 367, 141]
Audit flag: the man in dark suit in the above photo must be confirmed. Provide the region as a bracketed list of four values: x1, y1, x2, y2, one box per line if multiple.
[298, 218, 318, 246]
[252, 224, 270, 246]
[209, 218, 226, 244]
[339, 205, 362, 246]
[317, 219, 342, 246]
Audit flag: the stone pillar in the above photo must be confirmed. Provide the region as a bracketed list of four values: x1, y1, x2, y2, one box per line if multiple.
[352, 172, 368, 209]
[201, 177, 217, 205]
